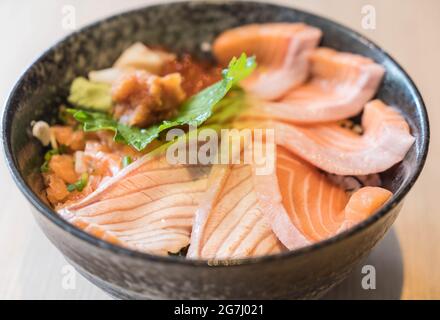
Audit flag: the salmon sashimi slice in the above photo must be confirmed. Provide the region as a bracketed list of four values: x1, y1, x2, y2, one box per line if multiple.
[252, 152, 312, 251]
[276, 147, 348, 242]
[338, 186, 392, 232]
[59, 151, 211, 255]
[241, 47, 385, 123]
[187, 140, 302, 259]
[276, 147, 392, 243]
[187, 164, 231, 258]
[187, 163, 288, 260]
[236, 99, 415, 175]
[213, 23, 322, 100]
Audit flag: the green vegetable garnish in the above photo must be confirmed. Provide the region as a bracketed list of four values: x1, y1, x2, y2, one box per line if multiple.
[67, 172, 89, 192]
[40, 145, 67, 173]
[66, 109, 160, 150]
[161, 53, 255, 128]
[68, 77, 112, 112]
[40, 162, 49, 173]
[122, 155, 132, 168]
[205, 88, 247, 125]
[66, 183, 76, 192]
[69, 53, 256, 151]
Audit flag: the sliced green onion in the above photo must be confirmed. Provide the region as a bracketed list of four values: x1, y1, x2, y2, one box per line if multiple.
[67, 172, 89, 192]
[44, 149, 57, 161]
[40, 162, 50, 173]
[76, 172, 89, 192]
[40, 145, 67, 173]
[122, 156, 132, 168]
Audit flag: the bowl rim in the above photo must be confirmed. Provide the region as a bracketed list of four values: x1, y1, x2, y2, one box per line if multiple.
[1, 0, 430, 267]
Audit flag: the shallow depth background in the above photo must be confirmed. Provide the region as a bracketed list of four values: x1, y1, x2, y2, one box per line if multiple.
[0, 0, 438, 299]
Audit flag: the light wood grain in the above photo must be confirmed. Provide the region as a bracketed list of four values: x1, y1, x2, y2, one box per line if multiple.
[0, 0, 438, 300]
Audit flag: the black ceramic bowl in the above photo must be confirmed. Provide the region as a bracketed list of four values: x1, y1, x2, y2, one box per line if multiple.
[1, 1, 429, 299]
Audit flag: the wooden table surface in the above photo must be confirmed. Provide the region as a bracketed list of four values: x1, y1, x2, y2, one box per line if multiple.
[0, 0, 438, 300]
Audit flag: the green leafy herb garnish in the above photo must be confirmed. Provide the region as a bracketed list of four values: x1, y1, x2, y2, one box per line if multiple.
[68, 77, 112, 112]
[67, 172, 89, 192]
[69, 53, 256, 151]
[66, 109, 161, 150]
[205, 88, 247, 125]
[162, 53, 255, 128]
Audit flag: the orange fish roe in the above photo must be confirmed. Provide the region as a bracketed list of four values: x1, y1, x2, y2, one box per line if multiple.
[161, 54, 222, 97]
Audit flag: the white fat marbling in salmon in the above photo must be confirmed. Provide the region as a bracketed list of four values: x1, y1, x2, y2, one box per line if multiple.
[187, 145, 295, 259]
[274, 147, 392, 245]
[59, 151, 211, 255]
[242, 48, 385, 123]
[236, 100, 415, 175]
[213, 23, 322, 100]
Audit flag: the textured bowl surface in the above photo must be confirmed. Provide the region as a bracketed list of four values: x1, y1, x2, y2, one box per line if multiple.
[2, 1, 429, 299]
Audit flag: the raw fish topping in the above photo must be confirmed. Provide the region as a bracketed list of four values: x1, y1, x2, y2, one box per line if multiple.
[33, 22, 414, 259]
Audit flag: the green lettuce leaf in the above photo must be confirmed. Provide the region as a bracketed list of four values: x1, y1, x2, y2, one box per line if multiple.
[66, 109, 160, 150]
[69, 53, 256, 151]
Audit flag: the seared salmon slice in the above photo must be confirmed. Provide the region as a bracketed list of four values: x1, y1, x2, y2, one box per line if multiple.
[237, 100, 415, 175]
[242, 48, 385, 123]
[187, 163, 287, 259]
[213, 23, 322, 100]
[59, 151, 211, 255]
[187, 143, 293, 259]
[275, 147, 392, 243]
[276, 147, 348, 242]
